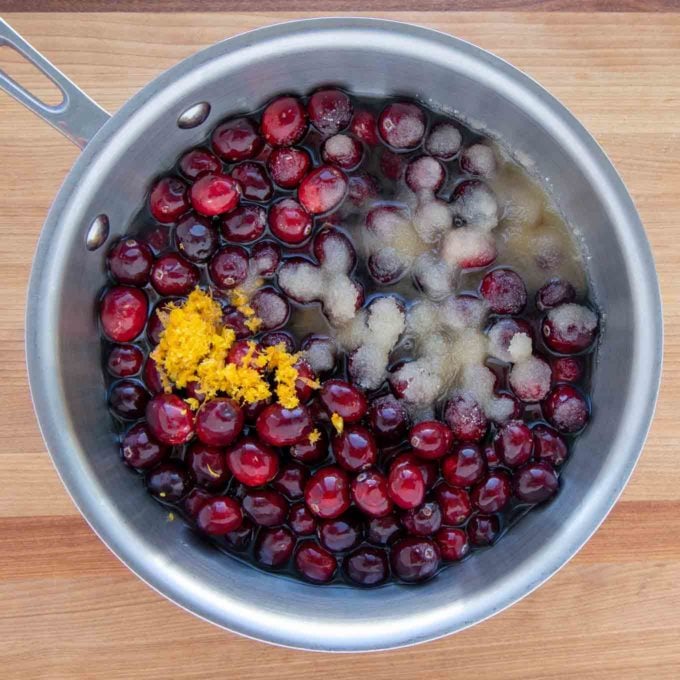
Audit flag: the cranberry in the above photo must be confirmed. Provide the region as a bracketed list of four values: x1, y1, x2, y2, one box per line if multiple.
[532, 424, 569, 466]
[378, 102, 426, 150]
[493, 420, 534, 467]
[230, 162, 273, 202]
[344, 547, 388, 586]
[460, 143, 496, 177]
[515, 461, 559, 503]
[174, 214, 218, 263]
[536, 278, 576, 311]
[321, 134, 363, 170]
[401, 501, 442, 537]
[254, 527, 295, 567]
[484, 442, 501, 467]
[425, 122, 462, 159]
[209, 246, 249, 289]
[183, 488, 211, 519]
[149, 176, 189, 223]
[190, 173, 241, 217]
[352, 470, 392, 518]
[551, 356, 585, 383]
[261, 96, 307, 147]
[405, 156, 445, 193]
[480, 269, 527, 314]
[543, 385, 590, 433]
[443, 394, 488, 442]
[146, 462, 192, 503]
[304, 466, 351, 519]
[367, 514, 402, 546]
[186, 443, 230, 490]
[298, 166, 348, 215]
[390, 537, 440, 582]
[387, 462, 425, 510]
[436, 527, 469, 561]
[250, 287, 290, 331]
[350, 110, 379, 145]
[109, 380, 149, 420]
[268, 198, 312, 244]
[150, 253, 199, 296]
[196, 398, 244, 447]
[144, 225, 170, 254]
[294, 540, 337, 583]
[100, 286, 148, 342]
[319, 514, 362, 552]
[319, 379, 367, 422]
[510, 355, 552, 403]
[542, 304, 598, 354]
[225, 517, 254, 549]
[121, 422, 169, 470]
[409, 421, 453, 460]
[442, 443, 486, 487]
[347, 173, 378, 206]
[107, 344, 143, 378]
[313, 227, 357, 269]
[146, 393, 195, 445]
[107, 238, 153, 286]
[220, 205, 266, 244]
[290, 430, 328, 464]
[267, 146, 311, 189]
[260, 330, 296, 353]
[272, 462, 308, 500]
[242, 489, 288, 526]
[486, 317, 534, 362]
[332, 426, 377, 472]
[288, 502, 317, 535]
[471, 471, 512, 513]
[290, 360, 315, 404]
[227, 339, 259, 368]
[434, 484, 472, 525]
[147, 299, 176, 346]
[379, 148, 405, 180]
[467, 514, 500, 546]
[222, 306, 250, 338]
[196, 496, 243, 535]
[179, 147, 222, 179]
[368, 395, 410, 443]
[212, 117, 264, 161]
[256, 404, 313, 447]
[251, 240, 281, 277]
[242, 397, 271, 425]
[184, 380, 206, 404]
[307, 89, 352, 135]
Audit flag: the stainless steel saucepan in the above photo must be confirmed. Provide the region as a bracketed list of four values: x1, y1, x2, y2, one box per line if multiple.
[1, 17, 662, 651]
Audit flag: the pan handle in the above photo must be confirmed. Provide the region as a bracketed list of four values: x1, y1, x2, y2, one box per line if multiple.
[0, 19, 110, 149]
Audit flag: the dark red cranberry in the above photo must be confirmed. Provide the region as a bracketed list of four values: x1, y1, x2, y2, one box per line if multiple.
[345, 547, 388, 586]
[183, 488, 211, 519]
[109, 380, 149, 420]
[471, 471, 512, 513]
[350, 110, 379, 145]
[409, 421, 453, 460]
[442, 443, 486, 487]
[239, 397, 270, 425]
[304, 466, 351, 519]
[251, 239, 281, 277]
[368, 395, 410, 443]
[290, 430, 328, 464]
[150, 253, 199, 296]
[486, 317, 534, 362]
[256, 404, 313, 447]
[351, 470, 392, 518]
[107, 344, 143, 378]
[209, 246, 249, 289]
[387, 462, 425, 510]
[532, 424, 569, 466]
[294, 540, 337, 583]
[318, 514, 362, 552]
[222, 306, 250, 338]
[250, 287, 290, 330]
[190, 173, 241, 217]
[307, 89, 352, 135]
[220, 205, 266, 244]
[390, 537, 440, 582]
[288, 502, 317, 535]
[121, 422, 169, 470]
[230, 162, 273, 202]
[196, 496, 243, 535]
[229, 481, 248, 502]
[292, 360, 317, 403]
[146, 393, 195, 445]
[149, 176, 189, 223]
[260, 330, 296, 353]
[140, 358, 165, 394]
[347, 173, 378, 206]
[268, 198, 312, 244]
[212, 117, 264, 161]
[434, 484, 472, 525]
[367, 514, 402, 545]
[425, 122, 462, 159]
[186, 443, 230, 490]
[242, 489, 288, 526]
[536, 278, 576, 311]
[107, 238, 153, 286]
[100, 286, 148, 342]
[226, 339, 258, 368]
[184, 381, 206, 405]
[146, 299, 176, 346]
[460, 143, 496, 176]
[272, 462, 308, 499]
[390, 452, 437, 491]
[543, 385, 590, 433]
[174, 214, 218, 263]
[196, 398, 244, 447]
[298, 166, 348, 215]
[225, 517, 254, 550]
[321, 134, 363, 170]
[267, 146, 311, 189]
[378, 102, 426, 150]
[401, 501, 442, 537]
[261, 96, 307, 147]
[144, 225, 170, 254]
[436, 527, 469, 561]
[443, 394, 488, 442]
[542, 304, 598, 354]
[255, 527, 295, 567]
[379, 148, 405, 180]
[480, 269, 527, 314]
[467, 514, 500, 546]
[405, 156, 445, 193]
[551, 356, 585, 383]
[484, 442, 501, 467]
[313, 227, 357, 269]
[515, 461, 559, 503]
[319, 379, 367, 422]
[178, 147, 222, 179]
[332, 425, 377, 472]
[146, 462, 192, 503]
[494, 420, 534, 467]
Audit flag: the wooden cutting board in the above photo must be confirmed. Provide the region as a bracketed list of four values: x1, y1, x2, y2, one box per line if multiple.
[0, 10, 679, 679]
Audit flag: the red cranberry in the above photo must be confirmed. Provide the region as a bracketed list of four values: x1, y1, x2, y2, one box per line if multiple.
[260, 331, 296, 354]
[184, 380, 206, 404]
[107, 238, 153, 286]
[390, 537, 440, 582]
[268, 198, 312, 244]
[442, 443, 486, 487]
[515, 461, 559, 503]
[405, 156, 445, 193]
[434, 484, 472, 525]
[493, 420, 534, 467]
[225, 517, 254, 549]
[212, 117, 264, 161]
[121, 422, 169, 470]
[146, 299, 176, 346]
[220, 205, 266, 243]
[332, 425, 377, 472]
[226, 339, 259, 368]
[467, 514, 500, 546]
[272, 462, 308, 500]
[379, 102, 426, 150]
[255, 527, 295, 567]
[551, 356, 584, 383]
[379, 148, 405, 180]
[294, 540, 337, 583]
[209, 246, 249, 289]
[190, 173, 241, 217]
[298, 166, 348, 215]
[174, 214, 218, 263]
[486, 317, 534, 362]
[251, 239, 281, 277]
[230, 162, 273, 202]
[471, 471, 512, 513]
[350, 110, 379, 145]
[542, 304, 598, 354]
[401, 501, 442, 537]
[109, 380, 149, 420]
[319, 379, 367, 422]
[480, 269, 527, 314]
[107, 344, 143, 378]
[290, 360, 315, 404]
[307, 89, 352, 135]
[484, 442, 501, 467]
[425, 122, 462, 159]
[267, 146, 311, 189]
[146, 462, 192, 503]
[261, 96, 307, 147]
[313, 227, 357, 269]
[250, 287, 290, 331]
[352, 470, 392, 518]
[290, 430, 328, 464]
[150, 253, 199, 296]
[183, 488, 211, 519]
[460, 143, 496, 177]
[367, 514, 402, 545]
[532, 424, 569, 466]
[543, 385, 590, 433]
[186, 443, 230, 490]
[146, 393, 195, 445]
[149, 176, 189, 223]
[536, 278, 576, 311]
[179, 147, 221, 179]
[345, 547, 389, 586]
[222, 306, 251, 338]
[443, 394, 488, 442]
[409, 421, 453, 460]
[436, 527, 469, 561]
[348, 173, 378, 206]
[304, 466, 350, 519]
[322, 134, 363, 170]
[196, 496, 243, 535]
[196, 398, 244, 447]
[319, 514, 362, 552]
[288, 502, 316, 535]
[100, 286, 148, 342]
[368, 395, 410, 443]
[256, 404, 313, 446]
[144, 225, 170, 254]
[242, 489, 288, 526]
[387, 462, 425, 510]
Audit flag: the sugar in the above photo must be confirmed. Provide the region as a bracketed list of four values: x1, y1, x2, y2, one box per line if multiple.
[251, 288, 289, 330]
[507, 332, 533, 363]
[407, 156, 445, 192]
[303, 337, 337, 374]
[438, 295, 489, 332]
[425, 122, 462, 159]
[406, 300, 440, 335]
[395, 360, 443, 406]
[278, 261, 324, 302]
[452, 182, 499, 231]
[368, 248, 407, 282]
[324, 134, 355, 159]
[412, 199, 453, 244]
[366, 206, 411, 240]
[548, 303, 597, 334]
[318, 229, 355, 275]
[387, 113, 425, 150]
[461, 364, 515, 423]
[462, 143, 496, 177]
[348, 344, 388, 390]
[441, 227, 496, 269]
[324, 276, 361, 326]
[509, 354, 552, 402]
[414, 252, 454, 299]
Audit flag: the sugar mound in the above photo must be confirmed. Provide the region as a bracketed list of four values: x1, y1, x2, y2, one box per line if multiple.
[324, 277, 362, 326]
[250, 288, 289, 330]
[317, 228, 355, 275]
[461, 364, 516, 423]
[425, 122, 462, 159]
[452, 182, 499, 231]
[509, 355, 552, 402]
[386, 112, 425, 149]
[441, 227, 497, 269]
[406, 156, 445, 193]
[302, 336, 337, 374]
[547, 303, 597, 335]
[439, 295, 489, 332]
[412, 198, 453, 244]
[278, 260, 323, 303]
[393, 360, 443, 406]
[414, 252, 455, 299]
[508, 332, 533, 363]
[324, 134, 355, 159]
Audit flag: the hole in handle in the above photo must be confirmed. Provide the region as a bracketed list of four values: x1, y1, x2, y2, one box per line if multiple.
[0, 44, 63, 107]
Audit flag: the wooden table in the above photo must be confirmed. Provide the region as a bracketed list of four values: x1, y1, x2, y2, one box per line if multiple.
[1, 9, 679, 679]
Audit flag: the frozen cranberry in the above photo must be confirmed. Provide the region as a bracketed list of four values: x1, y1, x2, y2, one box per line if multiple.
[251, 240, 281, 277]
[443, 394, 488, 442]
[260, 330, 296, 354]
[186, 443, 230, 490]
[109, 380, 149, 420]
[486, 317, 534, 363]
[209, 246, 249, 289]
[261, 96, 307, 147]
[100, 286, 148, 342]
[196, 496, 243, 535]
[146, 393, 195, 445]
[387, 462, 425, 510]
[494, 420, 534, 467]
[173, 214, 217, 263]
[304, 466, 350, 519]
[551, 356, 584, 383]
[379, 102, 426, 150]
[425, 122, 462, 159]
[515, 461, 559, 503]
[467, 514, 500, 546]
[149, 176, 189, 223]
[107, 238, 153, 286]
[471, 471, 512, 513]
[409, 421, 453, 460]
[220, 205, 266, 244]
[319, 379, 367, 422]
[351, 470, 392, 518]
[267, 146, 311, 189]
[350, 110, 379, 145]
[146, 462, 192, 503]
[183, 488, 211, 519]
[434, 484, 472, 525]
[532, 424, 569, 466]
[542, 304, 598, 354]
[319, 515, 362, 552]
[121, 422, 169, 470]
[480, 269, 527, 314]
[225, 517, 254, 549]
[536, 278, 576, 311]
[107, 344, 143, 378]
[268, 198, 312, 244]
[195, 398, 243, 447]
[230, 162, 273, 202]
[405, 156, 445, 193]
[298, 166, 348, 215]
[390, 537, 440, 582]
[295, 540, 337, 583]
[368, 395, 409, 444]
[250, 287, 290, 330]
[543, 384, 590, 433]
[190, 173, 241, 217]
[179, 147, 222, 179]
[367, 514, 402, 546]
[332, 426, 377, 472]
[220, 306, 249, 338]
[290, 430, 328, 464]
[442, 443, 486, 487]
[288, 502, 316, 535]
[256, 403, 313, 446]
[150, 253, 199, 296]
[212, 117, 264, 161]
[307, 89, 352, 135]
[242, 489, 288, 526]
[460, 143, 496, 177]
[345, 547, 388, 586]
[255, 527, 295, 567]
[436, 527, 469, 561]
[322, 134, 363, 170]
[401, 501, 442, 537]
[379, 148, 405, 180]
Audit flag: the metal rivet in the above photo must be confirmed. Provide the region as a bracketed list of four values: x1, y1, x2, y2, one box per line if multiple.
[85, 215, 109, 251]
[177, 102, 211, 129]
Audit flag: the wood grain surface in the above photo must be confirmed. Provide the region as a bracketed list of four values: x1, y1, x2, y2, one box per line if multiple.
[0, 11, 679, 679]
